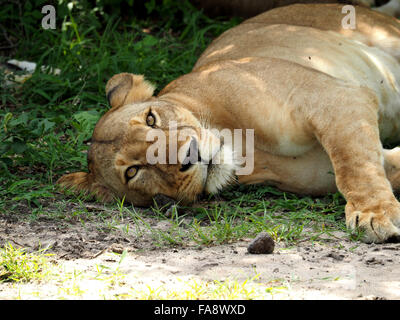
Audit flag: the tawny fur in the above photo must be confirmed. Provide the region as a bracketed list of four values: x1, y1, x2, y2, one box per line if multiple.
[59, 4, 400, 243]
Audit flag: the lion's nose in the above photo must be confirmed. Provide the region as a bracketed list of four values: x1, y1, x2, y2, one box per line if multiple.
[180, 138, 202, 172]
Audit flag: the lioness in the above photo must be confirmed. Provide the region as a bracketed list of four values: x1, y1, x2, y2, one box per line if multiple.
[59, 4, 400, 243]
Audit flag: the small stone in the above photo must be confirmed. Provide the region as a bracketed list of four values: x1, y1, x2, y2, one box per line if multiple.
[109, 243, 124, 254]
[247, 232, 275, 254]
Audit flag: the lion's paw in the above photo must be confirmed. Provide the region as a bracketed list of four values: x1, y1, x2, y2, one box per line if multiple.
[346, 211, 400, 243]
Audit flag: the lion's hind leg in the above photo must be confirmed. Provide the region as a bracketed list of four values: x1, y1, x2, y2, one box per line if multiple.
[384, 147, 400, 192]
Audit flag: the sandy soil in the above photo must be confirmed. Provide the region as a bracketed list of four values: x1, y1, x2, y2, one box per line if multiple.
[1, 212, 400, 300]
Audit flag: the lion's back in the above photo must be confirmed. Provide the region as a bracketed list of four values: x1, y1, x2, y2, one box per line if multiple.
[194, 3, 400, 70]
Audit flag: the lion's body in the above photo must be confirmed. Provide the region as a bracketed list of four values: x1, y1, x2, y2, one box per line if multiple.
[59, 4, 400, 243]
[158, 4, 400, 196]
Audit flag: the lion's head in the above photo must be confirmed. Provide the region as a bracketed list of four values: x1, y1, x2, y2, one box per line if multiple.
[58, 73, 237, 206]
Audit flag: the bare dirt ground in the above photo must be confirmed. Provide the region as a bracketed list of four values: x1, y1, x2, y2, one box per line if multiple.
[1, 209, 400, 300]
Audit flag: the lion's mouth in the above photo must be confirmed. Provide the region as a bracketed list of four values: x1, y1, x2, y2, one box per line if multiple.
[203, 144, 237, 194]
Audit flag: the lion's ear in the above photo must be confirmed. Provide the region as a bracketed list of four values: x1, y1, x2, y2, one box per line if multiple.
[105, 73, 155, 110]
[57, 172, 113, 202]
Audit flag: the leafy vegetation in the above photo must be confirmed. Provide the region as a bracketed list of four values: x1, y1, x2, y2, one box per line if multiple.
[0, 243, 52, 283]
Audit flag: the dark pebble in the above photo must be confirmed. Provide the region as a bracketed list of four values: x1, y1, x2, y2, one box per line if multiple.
[247, 232, 275, 254]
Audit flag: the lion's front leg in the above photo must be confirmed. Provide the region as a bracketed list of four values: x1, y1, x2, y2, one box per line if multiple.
[310, 96, 400, 243]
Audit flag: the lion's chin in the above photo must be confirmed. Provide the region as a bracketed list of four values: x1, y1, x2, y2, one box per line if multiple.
[203, 145, 238, 195]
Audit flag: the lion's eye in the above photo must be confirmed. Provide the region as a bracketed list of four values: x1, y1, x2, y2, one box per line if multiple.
[146, 112, 156, 127]
[125, 166, 139, 180]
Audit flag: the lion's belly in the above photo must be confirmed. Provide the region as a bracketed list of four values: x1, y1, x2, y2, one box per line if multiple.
[239, 145, 337, 195]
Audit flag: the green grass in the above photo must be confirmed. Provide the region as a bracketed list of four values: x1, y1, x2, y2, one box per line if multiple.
[0, 243, 52, 283]
[122, 275, 288, 300]
[1, 0, 351, 251]
[102, 184, 349, 247]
